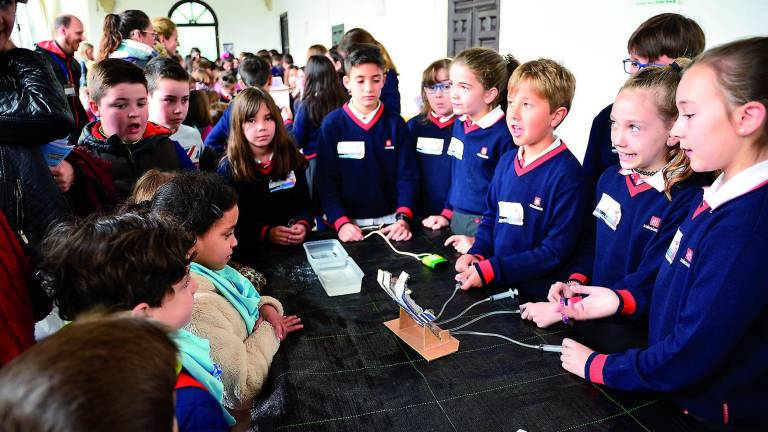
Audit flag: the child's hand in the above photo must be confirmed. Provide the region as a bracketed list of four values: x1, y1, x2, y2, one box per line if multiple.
[560, 338, 596, 379]
[455, 266, 482, 290]
[548, 281, 579, 303]
[520, 302, 562, 328]
[259, 304, 303, 340]
[559, 285, 620, 321]
[338, 222, 364, 242]
[50, 160, 75, 193]
[381, 220, 411, 241]
[444, 235, 475, 254]
[269, 226, 300, 245]
[455, 254, 479, 272]
[287, 223, 307, 244]
[422, 215, 449, 230]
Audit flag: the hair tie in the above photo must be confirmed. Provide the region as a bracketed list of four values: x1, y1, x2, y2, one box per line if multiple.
[210, 204, 222, 218]
[670, 61, 682, 72]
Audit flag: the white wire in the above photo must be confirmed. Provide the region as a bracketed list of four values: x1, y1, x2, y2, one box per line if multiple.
[445, 310, 521, 332]
[363, 229, 429, 260]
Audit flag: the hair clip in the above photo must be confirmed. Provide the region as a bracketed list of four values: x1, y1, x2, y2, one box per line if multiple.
[670, 61, 682, 72]
[210, 204, 223, 218]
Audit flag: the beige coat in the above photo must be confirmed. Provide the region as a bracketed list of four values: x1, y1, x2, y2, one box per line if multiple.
[185, 273, 282, 410]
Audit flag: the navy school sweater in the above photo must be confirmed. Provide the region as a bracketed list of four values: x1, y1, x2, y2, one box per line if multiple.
[582, 104, 619, 189]
[585, 173, 768, 427]
[467, 141, 588, 299]
[288, 103, 321, 159]
[406, 113, 455, 216]
[569, 166, 705, 298]
[381, 69, 401, 116]
[316, 103, 418, 229]
[443, 107, 513, 218]
[218, 158, 313, 254]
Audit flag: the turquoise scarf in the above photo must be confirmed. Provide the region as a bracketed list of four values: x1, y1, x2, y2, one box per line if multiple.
[190, 263, 261, 332]
[173, 329, 236, 425]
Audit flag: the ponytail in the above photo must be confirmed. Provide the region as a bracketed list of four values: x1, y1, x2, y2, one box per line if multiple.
[98, 14, 122, 61]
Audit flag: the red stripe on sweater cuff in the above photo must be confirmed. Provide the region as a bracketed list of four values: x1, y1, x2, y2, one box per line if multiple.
[296, 219, 311, 228]
[568, 273, 589, 285]
[260, 226, 270, 241]
[588, 353, 608, 385]
[440, 209, 454, 220]
[396, 207, 413, 219]
[472, 254, 485, 261]
[333, 216, 351, 231]
[616, 289, 636, 316]
[476, 260, 495, 284]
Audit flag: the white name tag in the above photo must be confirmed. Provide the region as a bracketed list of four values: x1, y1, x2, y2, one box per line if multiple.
[64, 85, 76, 97]
[665, 228, 683, 264]
[498, 201, 524, 226]
[416, 137, 444, 155]
[268, 170, 297, 192]
[447, 137, 464, 160]
[593, 193, 622, 230]
[337, 141, 365, 159]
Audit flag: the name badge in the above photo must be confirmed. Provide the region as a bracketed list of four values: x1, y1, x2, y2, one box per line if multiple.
[64, 85, 76, 97]
[447, 137, 464, 160]
[269, 170, 297, 192]
[593, 193, 622, 230]
[416, 137, 444, 155]
[498, 201, 524, 226]
[665, 228, 683, 264]
[337, 141, 365, 159]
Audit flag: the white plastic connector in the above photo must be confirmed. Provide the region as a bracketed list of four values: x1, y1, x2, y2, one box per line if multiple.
[489, 288, 519, 302]
[539, 344, 563, 353]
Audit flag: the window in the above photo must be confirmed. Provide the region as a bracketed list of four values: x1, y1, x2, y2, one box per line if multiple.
[169, 0, 220, 60]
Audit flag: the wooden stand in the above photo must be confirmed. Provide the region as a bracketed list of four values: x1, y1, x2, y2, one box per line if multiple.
[384, 308, 459, 361]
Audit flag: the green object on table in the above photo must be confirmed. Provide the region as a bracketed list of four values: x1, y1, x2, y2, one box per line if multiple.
[420, 253, 448, 269]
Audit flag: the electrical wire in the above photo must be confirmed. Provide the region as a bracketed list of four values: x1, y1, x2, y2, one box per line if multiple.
[363, 228, 429, 260]
[445, 310, 521, 332]
[452, 330, 562, 353]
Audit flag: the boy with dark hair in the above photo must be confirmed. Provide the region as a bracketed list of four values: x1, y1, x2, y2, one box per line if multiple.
[204, 55, 272, 153]
[582, 13, 705, 188]
[42, 212, 233, 430]
[55, 59, 193, 210]
[317, 43, 419, 242]
[145, 56, 205, 167]
[0, 317, 179, 432]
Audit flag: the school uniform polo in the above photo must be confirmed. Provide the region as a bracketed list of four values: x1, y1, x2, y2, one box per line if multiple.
[569, 166, 705, 294]
[316, 102, 418, 230]
[584, 160, 768, 427]
[467, 138, 588, 299]
[441, 106, 513, 220]
[406, 112, 455, 216]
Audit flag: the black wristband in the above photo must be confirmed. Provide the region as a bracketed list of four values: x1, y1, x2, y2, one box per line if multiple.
[395, 212, 411, 223]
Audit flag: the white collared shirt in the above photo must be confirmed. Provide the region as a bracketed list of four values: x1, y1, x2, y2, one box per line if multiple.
[431, 111, 455, 123]
[619, 167, 666, 192]
[347, 101, 382, 125]
[467, 105, 504, 129]
[703, 159, 768, 210]
[517, 137, 562, 168]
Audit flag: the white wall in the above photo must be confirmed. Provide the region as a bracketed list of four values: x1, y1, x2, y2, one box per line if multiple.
[44, 0, 768, 160]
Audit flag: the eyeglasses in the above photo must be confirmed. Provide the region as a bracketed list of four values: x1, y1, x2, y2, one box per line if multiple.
[141, 30, 160, 42]
[423, 81, 451, 94]
[622, 59, 667, 74]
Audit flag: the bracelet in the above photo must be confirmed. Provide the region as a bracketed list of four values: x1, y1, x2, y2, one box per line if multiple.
[395, 212, 411, 224]
[559, 297, 570, 325]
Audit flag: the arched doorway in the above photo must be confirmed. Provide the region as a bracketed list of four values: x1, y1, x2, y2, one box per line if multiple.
[169, 0, 219, 60]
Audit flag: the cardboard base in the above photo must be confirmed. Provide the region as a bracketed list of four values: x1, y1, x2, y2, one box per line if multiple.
[384, 308, 459, 361]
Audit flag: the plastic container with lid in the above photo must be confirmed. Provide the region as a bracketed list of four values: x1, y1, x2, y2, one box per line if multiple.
[303, 240, 364, 296]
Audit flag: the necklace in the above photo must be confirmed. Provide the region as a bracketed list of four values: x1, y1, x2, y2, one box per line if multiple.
[633, 167, 659, 177]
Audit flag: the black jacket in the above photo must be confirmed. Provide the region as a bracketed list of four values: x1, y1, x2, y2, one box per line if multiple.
[0, 48, 74, 254]
[78, 121, 192, 199]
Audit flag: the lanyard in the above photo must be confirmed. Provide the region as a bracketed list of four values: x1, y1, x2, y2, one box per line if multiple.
[47, 51, 73, 86]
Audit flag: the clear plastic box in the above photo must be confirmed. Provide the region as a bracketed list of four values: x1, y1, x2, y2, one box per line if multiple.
[303, 240, 364, 296]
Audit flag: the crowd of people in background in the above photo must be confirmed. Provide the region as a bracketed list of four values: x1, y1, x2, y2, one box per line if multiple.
[0, 0, 767, 430]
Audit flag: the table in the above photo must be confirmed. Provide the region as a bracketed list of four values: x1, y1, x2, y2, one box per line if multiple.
[246, 229, 695, 432]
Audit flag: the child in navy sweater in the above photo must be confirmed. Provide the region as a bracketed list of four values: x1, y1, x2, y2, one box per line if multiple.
[289, 55, 348, 198]
[521, 60, 704, 354]
[316, 44, 418, 243]
[558, 37, 768, 428]
[582, 13, 705, 189]
[454, 59, 587, 300]
[407, 58, 455, 217]
[218, 88, 312, 253]
[421, 48, 517, 253]
[339, 28, 400, 115]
